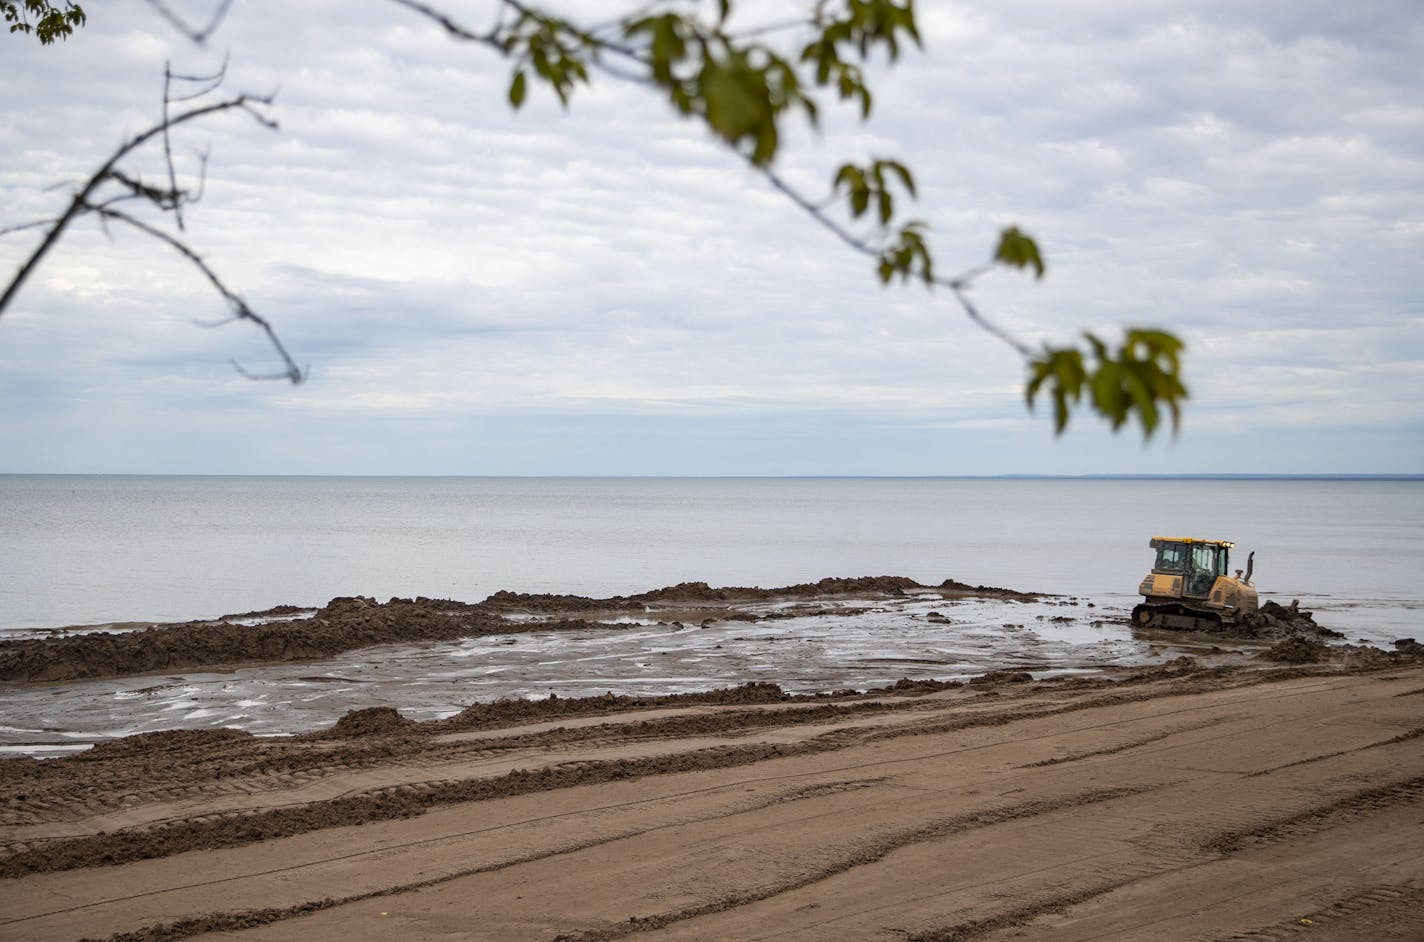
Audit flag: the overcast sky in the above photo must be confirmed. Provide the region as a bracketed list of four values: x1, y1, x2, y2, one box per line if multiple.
[2, 0, 1421, 475]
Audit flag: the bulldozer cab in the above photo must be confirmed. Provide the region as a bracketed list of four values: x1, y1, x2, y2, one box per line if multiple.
[1150, 537, 1230, 599]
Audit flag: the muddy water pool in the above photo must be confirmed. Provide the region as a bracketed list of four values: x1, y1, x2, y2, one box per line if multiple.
[2, 475, 1420, 756]
[2, 592, 1265, 756]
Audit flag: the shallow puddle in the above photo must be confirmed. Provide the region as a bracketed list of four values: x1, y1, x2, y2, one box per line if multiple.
[0, 591, 1356, 756]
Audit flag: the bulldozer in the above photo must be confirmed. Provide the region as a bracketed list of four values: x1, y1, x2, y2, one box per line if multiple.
[1131, 536, 1259, 631]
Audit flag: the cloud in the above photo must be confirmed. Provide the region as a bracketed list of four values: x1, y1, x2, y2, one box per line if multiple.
[2, 0, 1421, 473]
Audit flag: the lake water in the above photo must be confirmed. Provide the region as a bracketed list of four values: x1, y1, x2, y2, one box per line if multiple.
[2, 476, 1422, 754]
[2, 475, 1422, 639]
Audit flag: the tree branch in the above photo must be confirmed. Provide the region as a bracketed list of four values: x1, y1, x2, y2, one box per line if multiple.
[0, 92, 274, 319]
[0, 76, 300, 383]
[91, 206, 305, 384]
[385, 0, 502, 46]
[759, 164, 1033, 357]
[140, 0, 233, 45]
[386, 0, 1037, 361]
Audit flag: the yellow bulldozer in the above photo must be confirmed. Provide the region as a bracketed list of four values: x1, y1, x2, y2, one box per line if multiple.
[1131, 536, 1259, 631]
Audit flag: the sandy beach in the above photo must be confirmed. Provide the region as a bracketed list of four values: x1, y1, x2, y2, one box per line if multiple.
[3, 646, 1423, 941]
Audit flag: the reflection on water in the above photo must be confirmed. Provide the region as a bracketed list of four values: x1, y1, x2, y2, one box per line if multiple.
[4, 476, 1422, 636]
[4, 476, 1420, 757]
[0, 591, 1269, 757]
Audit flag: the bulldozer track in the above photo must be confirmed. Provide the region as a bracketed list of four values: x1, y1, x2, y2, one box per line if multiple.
[1204, 777, 1424, 854]
[1194, 886, 1424, 941]
[4, 664, 1423, 942]
[0, 666, 1359, 875]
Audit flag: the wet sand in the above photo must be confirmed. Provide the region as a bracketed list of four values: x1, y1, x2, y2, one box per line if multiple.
[1, 577, 1374, 755]
[2, 577, 1422, 940]
[1, 660, 1422, 941]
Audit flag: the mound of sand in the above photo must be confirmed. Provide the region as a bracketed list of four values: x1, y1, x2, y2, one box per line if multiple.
[0, 577, 1043, 683]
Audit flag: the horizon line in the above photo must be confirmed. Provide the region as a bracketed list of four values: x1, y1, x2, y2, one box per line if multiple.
[2, 472, 1421, 481]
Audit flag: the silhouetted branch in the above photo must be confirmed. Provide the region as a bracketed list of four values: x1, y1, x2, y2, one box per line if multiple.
[0, 71, 300, 383]
[386, 0, 502, 46]
[387, 0, 1039, 361]
[49, 0, 1177, 436]
[140, 0, 233, 44]
[760, 164, 1033, 357]
[163, 59, 230, 229]
[0, 218, 55, 237]
[92, 206, 304, 383]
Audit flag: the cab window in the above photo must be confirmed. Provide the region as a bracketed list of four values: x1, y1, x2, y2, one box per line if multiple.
[1186, 543, 1220, 596]
[1155, 542, 1187, 573]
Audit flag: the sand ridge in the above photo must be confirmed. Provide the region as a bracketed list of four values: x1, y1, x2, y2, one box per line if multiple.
[0, 577, 1029, 683]
[3, 659, 1423, 940]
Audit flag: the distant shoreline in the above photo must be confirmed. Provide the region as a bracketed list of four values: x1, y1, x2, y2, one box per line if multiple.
[3, 472, 1422, 481]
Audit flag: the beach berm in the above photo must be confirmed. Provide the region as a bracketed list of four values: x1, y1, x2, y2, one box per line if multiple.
[2, 657, 1422, 941]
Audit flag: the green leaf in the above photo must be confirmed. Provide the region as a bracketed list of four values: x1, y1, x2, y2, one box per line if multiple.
[626, 14, 688, 86]
[1027, 329, 1187, 438]
[817, 0, 922, 65]
[508, 70, 527, 108]
[875, 221, 933, 285]
[4, 0, 84, 44]
[994, 226, 1046, 278]
[884, 159, 915, 197]
[833, 164, 871, 218]
[1026, 347, 1087, 435]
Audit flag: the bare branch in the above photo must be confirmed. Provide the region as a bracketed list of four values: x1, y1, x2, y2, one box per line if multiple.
[107, 169, 181, 207]
[162, 58, 230, 230]
[167, 59, 229, 87]
[762, 164, 875, 258]
[726, 17, 817, 40]
[760, 164, 1033, 357]
[164, 62, 182, 228]
[0, 218, 58, 238]
[92, 205, 305, 385]
[391, 0, 648, 67]
[191, 147, 212, 205]
[948, 282, 1033, 358]
[231, 358, 307, 382]
[0, 91, 274, 319]
[386, 0, 502, 46]
[141, 0, 234, 44]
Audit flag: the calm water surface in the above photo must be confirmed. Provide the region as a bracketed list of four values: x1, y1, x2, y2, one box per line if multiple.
[2, 475, 1421, 639]
[3, 476, 1422, 754]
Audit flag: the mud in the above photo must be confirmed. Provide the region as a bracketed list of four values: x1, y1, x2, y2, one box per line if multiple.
[85, 727, 255, 759]
[1139, 597, 1363, 658]
[1, 659, 1385, 883]
[1237, 598, 1345, 639]
[481, 576, 1037, 613]
[968, 670, 1034, 685]
[322, 706, 415, 738]
[0, 679, 990, 826]
[431, 681, 797, 733]
[0, 740, 809, 879]
[0, 577, 1038, 684]
[216, 604, 317, 621]
[0, 596, 496, 682]
[0, 574, 1393, 691]
[4, 661, 1424, 942]
[0, 665, 1227, 878]
[1259, 635, 1424, 667]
